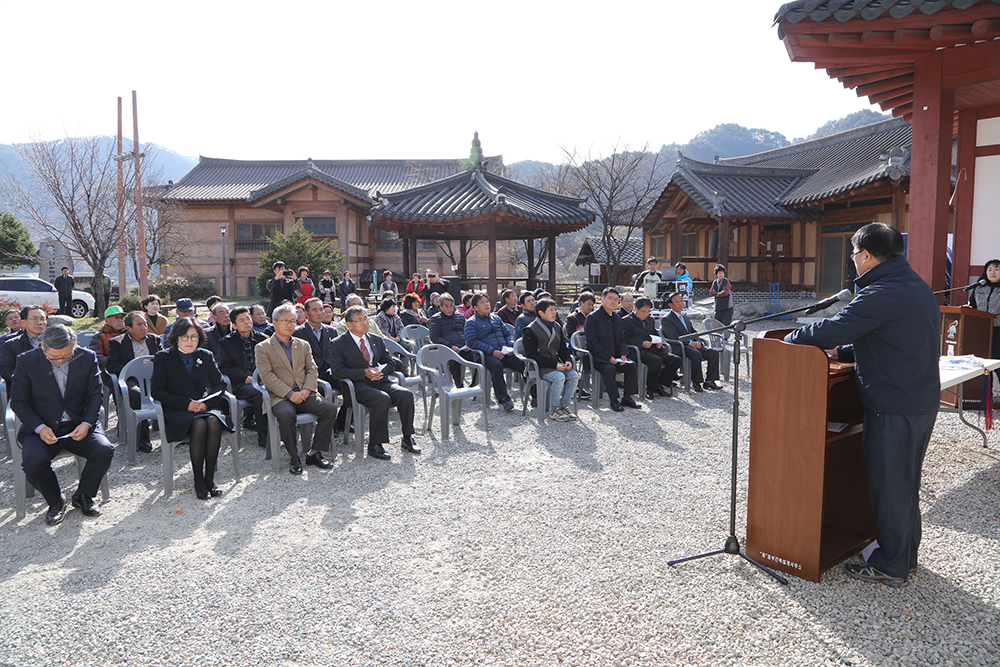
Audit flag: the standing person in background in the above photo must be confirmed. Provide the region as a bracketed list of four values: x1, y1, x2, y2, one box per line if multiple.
[337, 271, 357, 313]
[405, 273, 424, 298]
[674, 262, 693, 296]
[142, 295, 167, 336]
[967, 258, 1000, 361]
[294, 266, 314, 305]
[318, 270, 336, 307]
[709, 264, 734, 327]
[420, 272, 450, 305]
[266, 262, 297, 317]
[633, 257, 662, 300]
[378, 271, 398, 300]
[54, 267, 74, 316]
[785, 222, 939, 588]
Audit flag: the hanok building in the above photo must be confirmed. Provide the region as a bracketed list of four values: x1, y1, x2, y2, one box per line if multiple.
[161, 154, 513, 297]
[642, 117, 913, 296]
[574, 236, 645, 286]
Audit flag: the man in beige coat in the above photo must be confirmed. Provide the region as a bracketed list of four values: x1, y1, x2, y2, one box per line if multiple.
[256, 303, 337, 475]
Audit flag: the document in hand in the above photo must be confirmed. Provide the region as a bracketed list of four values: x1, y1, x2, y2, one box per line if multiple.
[500, 346, 514, 355]
[650, 335, 662, 345]
[200, 389, 224, 402]
[617, 357, 635, 364]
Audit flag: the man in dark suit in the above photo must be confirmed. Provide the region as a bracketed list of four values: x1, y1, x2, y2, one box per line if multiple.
[329, 305, 419, 461]
[54, 267, 75, 316]
[206, 303, 233, 355]
[584, 287, 640, 412]
[623, 297, 680, 399]
[10, 324, 114, 525]
[108, 311, 162, 452]
[660, 292, 721, 392]
[218, 306, 268, 448]
[293, 297, 336, 384]
[0, 305, 48, 392]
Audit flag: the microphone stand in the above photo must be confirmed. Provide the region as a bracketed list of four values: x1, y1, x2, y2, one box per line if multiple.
[666, 298, 851, 585]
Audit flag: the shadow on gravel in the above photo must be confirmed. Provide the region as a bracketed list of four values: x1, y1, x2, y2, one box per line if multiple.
[922, 466, 1000, 540]
[540, 425, 602, 472]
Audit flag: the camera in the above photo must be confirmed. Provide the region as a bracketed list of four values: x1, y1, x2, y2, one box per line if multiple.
[283, 270, 294, 278]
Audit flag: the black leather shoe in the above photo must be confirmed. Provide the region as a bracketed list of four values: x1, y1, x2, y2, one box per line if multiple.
[621, 397, 641, 409]
[579, 389, 592, 400]
[645, 391, 655, 401]
[257, 431, 268, 448]
[305, 452, 333, 469]
[46, 495, 67, 525]
[368, 443, 391, 460]
[196, 488, 211, 500]
[662, 385, 674, 397]
[609, 401, 625, 412]
[654, 384, 669, 397]
[71, 492, 101, 517]
[289, 457, 303, 475]
[137, 438, 153, 453]
[242, 417, 258, 431]
[704, 380, 722, 390]
[401, 435, 421, 454]
[693, 384, 704, 392]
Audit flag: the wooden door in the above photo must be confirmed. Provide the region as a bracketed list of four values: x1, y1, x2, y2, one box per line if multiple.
[760, 226, 792, 285]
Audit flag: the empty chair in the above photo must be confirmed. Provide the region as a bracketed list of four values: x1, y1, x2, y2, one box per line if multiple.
[401, 324, 430, 353]
[417, 344, 488, 440]
[383, 337, 427, 417]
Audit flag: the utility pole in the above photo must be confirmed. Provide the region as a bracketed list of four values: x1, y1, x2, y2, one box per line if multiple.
[132, 91, 148, 296]
[116, 97, 126, 305]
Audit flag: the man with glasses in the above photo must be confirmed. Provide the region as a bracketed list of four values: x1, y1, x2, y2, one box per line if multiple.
[1, 305, 48, 392]
[108, 311, 162, 452]
[330, 305, 418, 460]
[218, 306, 269, 448]
[255, 303, 337, 475]
[10, 324, 113, 525]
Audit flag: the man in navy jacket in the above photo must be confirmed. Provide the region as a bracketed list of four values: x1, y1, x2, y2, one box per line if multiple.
[429, 293, 476, 388]
[785, 223, 940, 588]
[584, 287, 639, 412]
[464, 292, 524, 411]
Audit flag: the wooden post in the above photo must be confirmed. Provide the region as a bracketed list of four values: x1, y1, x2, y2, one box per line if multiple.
[459, 239, 468, 281]
[488, 232, 498, 303]
[526, 239, 535, 291]
[718, 219, 729, 266]
[402, 236, 411, 279]
[908, 51, 954, 294]
[952, 109, 978, 305]
[409, 233, 418, 278]
[548, 234, 557, 293]
[673, 219, 683, 265]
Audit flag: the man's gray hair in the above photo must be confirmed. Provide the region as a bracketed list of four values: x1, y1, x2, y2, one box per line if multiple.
[272, 303, 297, 322]
[344, 305, 368, 323]
[438, 292, 455, 305]
[345, 293, 363, 308]
[40, 323, 76, 350]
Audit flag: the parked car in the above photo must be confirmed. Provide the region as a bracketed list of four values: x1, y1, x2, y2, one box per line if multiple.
[0, 275, 95, 318]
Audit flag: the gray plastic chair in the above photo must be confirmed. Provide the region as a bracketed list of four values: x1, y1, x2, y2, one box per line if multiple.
[417, 344, 488, 440]
[514, 338, 577, 425]
[627, 344, 648, 399]
[7, 405, 110, 520]
[251, 370, 334, 471]
[384, 337, 427, 417]
[116, 356, 156, 463]
[703, 317, 749, 383]
[570, 331, 601, 410]
[400, 324, 430, 353]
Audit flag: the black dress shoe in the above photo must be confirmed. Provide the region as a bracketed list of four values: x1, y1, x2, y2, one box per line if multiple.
[609, 401, 625, 412]
[257, 431, 268, 448]
[208, 486, 223, 497]
[196, 488, 211, 500]
[71, 493, 101, 517]
[401, 435, 421, 454]
[368, 443, 391, 460]
[579, 389, 592, 400]
[242, 417, 258, 431]
[46, 495, 67, 525]
[645, 391, 655, 401]
[662, 385, 673, 397]
[654, 384, 669, 397]
[704, 380, 722, 390]
[137, 438, 153, 453]
[289, 457, 303, 475]
[621, 397, 641, 409]
[693, 384, 704, 393]
[305, 452, 334, 469]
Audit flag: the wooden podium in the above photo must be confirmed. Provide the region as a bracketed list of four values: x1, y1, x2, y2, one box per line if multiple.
[940, 306, 995, 409]
[746, 330, 877, 583]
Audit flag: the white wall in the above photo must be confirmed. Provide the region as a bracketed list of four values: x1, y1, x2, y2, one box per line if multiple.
[970, 118, 1000, 265]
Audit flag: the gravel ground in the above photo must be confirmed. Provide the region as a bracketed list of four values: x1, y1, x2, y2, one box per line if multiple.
[1, 317, 998, 667]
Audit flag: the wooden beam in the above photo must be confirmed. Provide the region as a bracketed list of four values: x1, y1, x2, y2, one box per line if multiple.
[892, 102, 914, 118]
[929, 24, 975, 41]
[856, 72, 914, 97]
[789, 46, 928, 65]
[868, 84, 913, 105]
[841, 66, 911, 87]
[877, 90, 914, 111]
[953, 109, 977, 305]
[548, 234, 557, 293]
[942, 39, 1000, 89]
[526, 239, 535, 291]
[488, 228, 498, 303]
[829, 64, 909, 78]
[908, 51, 954, 294]
[971, 18, 1000, 39]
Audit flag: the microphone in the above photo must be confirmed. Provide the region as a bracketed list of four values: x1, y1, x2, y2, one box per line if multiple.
[964, 279, 987, 292]
[804, 289, 852, 315]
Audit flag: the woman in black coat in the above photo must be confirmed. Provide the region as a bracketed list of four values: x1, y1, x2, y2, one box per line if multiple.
[151, 318, 234, 500]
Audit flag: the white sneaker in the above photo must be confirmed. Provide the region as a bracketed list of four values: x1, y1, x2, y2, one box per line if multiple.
[548, 410, 565, 421]
[558, 407, 578, 421]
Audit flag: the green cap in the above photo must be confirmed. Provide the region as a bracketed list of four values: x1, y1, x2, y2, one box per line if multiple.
[104, 305, 125, 318]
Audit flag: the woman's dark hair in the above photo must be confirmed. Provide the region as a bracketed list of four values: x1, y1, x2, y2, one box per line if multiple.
[536, 298, 556, 314]
[403, 293, 420, 311]
[461, 292, 473, 306]
[979, 259, 1000, 283]
[141, 294, 161, 309]
[714, 264, 727, 276]
[380, 298, 396, 313]
[676, 262, 686, 272]
[851, 222, 904, 261]
[168, 317, 206, 348]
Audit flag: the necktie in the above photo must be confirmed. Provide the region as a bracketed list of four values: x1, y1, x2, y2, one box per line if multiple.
[359, 336, 371, 366]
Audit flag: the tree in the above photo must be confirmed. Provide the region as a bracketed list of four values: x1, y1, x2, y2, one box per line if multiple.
[256, 219, 346, 296]
[678, 124, 789, 162]
[563, 142, 672, 288]
[0, 135, 150, 310]
[0, 211, 37, 269]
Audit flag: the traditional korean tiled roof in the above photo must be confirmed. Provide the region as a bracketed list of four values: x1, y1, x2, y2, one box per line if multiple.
[775, 0, 998, 24]
[163, 155, 504, 203]
[672, 157, 820, 219]
[370, 166, 595, 227]
[575, 236, 645, 267]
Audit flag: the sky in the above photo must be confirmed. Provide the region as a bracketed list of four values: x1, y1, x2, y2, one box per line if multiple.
[0, 0, 875, 167]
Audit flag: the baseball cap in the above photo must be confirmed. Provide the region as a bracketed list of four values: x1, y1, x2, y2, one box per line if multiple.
[175, 298, 194, 311]
[104, 305, 125, 318]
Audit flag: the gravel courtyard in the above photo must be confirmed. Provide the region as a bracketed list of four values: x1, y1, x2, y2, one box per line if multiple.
[1, 324, 998, 667]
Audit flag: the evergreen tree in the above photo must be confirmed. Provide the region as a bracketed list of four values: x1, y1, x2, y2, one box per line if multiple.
[256, 219, 345, 296]
[0, 211, 37, 269]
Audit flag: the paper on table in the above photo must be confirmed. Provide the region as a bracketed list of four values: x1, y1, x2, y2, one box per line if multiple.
[500, 346, 514, 355]
[650, 335, 662, 345]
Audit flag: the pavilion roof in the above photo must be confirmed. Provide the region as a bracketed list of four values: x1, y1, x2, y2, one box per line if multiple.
[369, 165, 595, 231]
[162, 155, 504, 203]
[575, 236, 645, 267]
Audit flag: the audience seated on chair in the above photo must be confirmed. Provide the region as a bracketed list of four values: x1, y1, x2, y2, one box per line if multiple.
[11, 324, 113, 525]
[512, 292, 537, 340]
[250, 304, 272, 335]
[429, 293, 477, 388]
[564, 293, 594, 339]
[163, 299, 210, 343]
[108, 311, 162, 452]
[330, 305, 419, 461]
[87, 306, 126, 373]
[218, 306, 269, 448]
[623, 298, 680, 399]
[294, 298, 338, 386]
[335, 294, 386, 339]
[496, 289, 522, 327]
[1, 305, 48, 393]
[522, 298, 578, 422]
[464, 291, 525, 412]
[660, 292, 722, 392]
[584, 287, 640, 412]
[206, 303, 233, 355]
[0, 308, 22, 346]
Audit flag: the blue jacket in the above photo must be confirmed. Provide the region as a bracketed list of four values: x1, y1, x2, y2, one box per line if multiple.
[513, 311, 537, 340]
[464, 312, 512, 355]
[429, 311, 467, 348]
[785, 254, 940, 414]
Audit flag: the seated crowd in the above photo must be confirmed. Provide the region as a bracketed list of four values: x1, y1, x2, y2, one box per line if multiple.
[0, 265, 728, 524]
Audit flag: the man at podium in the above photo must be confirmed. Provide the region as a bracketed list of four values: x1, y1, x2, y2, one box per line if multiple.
[784, 223, 940, 588]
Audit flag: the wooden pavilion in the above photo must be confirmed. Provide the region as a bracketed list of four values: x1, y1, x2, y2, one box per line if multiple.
[775, 0, 1000, 298]
[369, 158, 595, 301]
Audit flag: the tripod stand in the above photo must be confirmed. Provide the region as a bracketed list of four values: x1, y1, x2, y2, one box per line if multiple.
[667, 297, 849, 584]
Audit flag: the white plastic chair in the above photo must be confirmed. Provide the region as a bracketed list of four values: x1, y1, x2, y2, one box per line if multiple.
[383, 337, 427, 417]
[417, 344, 488, 440]
[401, 324, 430, 353]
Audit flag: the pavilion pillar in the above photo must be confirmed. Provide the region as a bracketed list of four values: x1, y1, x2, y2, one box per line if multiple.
[548, 234, 557, 293]
[459, 240, 468, 281]
[717, 219, 729, 266]
[409, 234, 418, 279]
[402, 237, 411, 279]
[908, 51, 954, 294]
[952, 108, 978, 305]
[488, 232, 498, 303]
[673, 219, 683, 265]
[526, 240, 535, 291]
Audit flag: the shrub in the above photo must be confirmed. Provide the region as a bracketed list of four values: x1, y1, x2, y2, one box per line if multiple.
[117, 294, 142, 314]
[147, 275, 217, 303]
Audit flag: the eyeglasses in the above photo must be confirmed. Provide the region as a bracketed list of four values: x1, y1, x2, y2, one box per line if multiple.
[850, 249, 864, 258]
[179, 334, 201, 342]
[25, 316, 46, 322]
[274, 318, 296, 325]
[44, 351, 74, 362]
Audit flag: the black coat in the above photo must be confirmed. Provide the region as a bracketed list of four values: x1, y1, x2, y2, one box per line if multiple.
[266, 276, 298, 316]
[151, 347, 233, 443]
[10, 347, 104, 439]
[521, 319, 571, 372]
[293, 322, 337, 382]
[659, 310, 705, 347]
[0, 331, 37, 388]
[583, 306, 627, 362]
[328, 331, 402, 390]
[622, 312, 658, 348]
[107, 333, 161, 376]
[217, 329, 267, 388]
